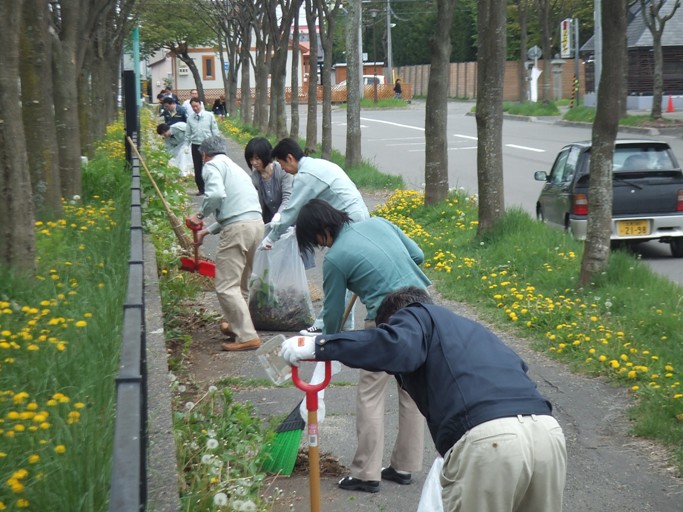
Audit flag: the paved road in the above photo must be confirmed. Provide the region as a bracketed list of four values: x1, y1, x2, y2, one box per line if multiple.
[191, 135, 683, 512]
[293, 100, 683, 284]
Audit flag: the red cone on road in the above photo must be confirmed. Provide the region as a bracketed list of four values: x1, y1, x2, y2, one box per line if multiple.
[667, 95, 674, 113]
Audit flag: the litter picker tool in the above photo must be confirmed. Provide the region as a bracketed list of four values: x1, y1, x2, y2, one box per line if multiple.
[292, 361, 332, 512]
[260, 293, 358, 476]
[178, 219, 216, 277]
[126, 136, 194, 252]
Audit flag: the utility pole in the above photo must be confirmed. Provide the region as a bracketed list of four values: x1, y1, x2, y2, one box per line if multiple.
[386, 0, 393, 82]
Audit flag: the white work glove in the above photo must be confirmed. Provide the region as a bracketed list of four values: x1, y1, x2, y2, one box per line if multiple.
[279, 336, 315, 366]
[258, 235, 274, 251]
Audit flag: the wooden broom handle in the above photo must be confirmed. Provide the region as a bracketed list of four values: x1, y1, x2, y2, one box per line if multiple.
[126, 136, 174, 217]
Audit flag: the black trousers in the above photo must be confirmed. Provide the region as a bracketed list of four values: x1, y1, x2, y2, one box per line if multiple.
[191, 144, 205, 194]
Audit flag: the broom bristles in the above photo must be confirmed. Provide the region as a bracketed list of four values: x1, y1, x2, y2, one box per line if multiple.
[169, 213, 194, 252]
[262, 429, 303, 476]
[263, 402, 305, 476]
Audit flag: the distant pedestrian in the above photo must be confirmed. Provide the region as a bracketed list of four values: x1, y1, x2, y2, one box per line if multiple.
[393, 79, 402, 99]
[185, 97, 219, 195]
[212, 95, 227, 118]
[182, 88, 204, 113]
[161, 97, 187, 126]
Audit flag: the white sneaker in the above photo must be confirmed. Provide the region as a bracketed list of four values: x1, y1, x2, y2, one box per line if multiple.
[300, 325, 322, 336]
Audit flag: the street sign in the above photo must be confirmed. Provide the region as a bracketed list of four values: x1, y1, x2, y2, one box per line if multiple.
[560, 19, 572, 58]
[527, 45, 542, 60]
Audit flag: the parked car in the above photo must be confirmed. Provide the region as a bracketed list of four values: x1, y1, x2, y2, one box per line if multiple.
[335, 75, 386, 87]
[534, 139, 683, 257]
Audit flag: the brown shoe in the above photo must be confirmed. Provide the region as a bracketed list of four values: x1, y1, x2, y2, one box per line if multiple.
[222, 338, 261, 351]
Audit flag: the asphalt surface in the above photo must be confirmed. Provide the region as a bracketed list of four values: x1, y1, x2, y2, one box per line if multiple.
[171, 133, 683, 512]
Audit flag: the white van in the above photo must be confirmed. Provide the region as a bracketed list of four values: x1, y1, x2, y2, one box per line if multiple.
[362, 75, 385, 85]
[336, 75, 386, 87]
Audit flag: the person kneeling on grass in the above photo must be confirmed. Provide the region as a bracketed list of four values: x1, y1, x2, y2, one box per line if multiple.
[280, 286, 567, 511]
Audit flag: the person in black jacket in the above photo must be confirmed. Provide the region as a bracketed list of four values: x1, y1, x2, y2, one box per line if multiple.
[393, 78, 402, 99]
[280, 286, 567, 511]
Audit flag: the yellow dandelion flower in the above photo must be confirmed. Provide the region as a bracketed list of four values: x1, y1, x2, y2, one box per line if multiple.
[54, 445, 66, 454]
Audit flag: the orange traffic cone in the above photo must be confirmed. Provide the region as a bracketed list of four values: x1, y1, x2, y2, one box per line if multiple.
[667, 95, 674, 113]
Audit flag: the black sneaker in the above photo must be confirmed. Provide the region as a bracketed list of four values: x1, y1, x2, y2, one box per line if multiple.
[299, 325, 322, 336]
[381, 466, 412, 485]
[338, 476, 380, 493]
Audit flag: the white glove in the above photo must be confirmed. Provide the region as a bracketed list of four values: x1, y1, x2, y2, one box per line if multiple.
[271, 212, 282, 224]
[279, 336, 315, 366]
[258, 235, 274, 251]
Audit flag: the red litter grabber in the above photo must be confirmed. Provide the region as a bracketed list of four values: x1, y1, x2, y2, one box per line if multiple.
[291, 360, 332, 512]
[179, 218, 216, 278]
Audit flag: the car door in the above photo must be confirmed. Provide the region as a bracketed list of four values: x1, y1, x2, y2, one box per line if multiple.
[538, 147, 571, 227]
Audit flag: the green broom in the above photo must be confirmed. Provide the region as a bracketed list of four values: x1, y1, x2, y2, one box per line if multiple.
[263, 294, 358, 476]
[262, 400, 305, 476]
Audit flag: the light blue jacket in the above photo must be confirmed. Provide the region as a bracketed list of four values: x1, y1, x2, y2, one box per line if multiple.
[185, 110, 219, 145]
[268, 156, 369, 241]
[200, 154, 262, 234]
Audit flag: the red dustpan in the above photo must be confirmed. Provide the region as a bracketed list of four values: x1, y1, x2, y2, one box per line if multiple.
[179, 219, 216, 278]
[292, 361, 332, 512]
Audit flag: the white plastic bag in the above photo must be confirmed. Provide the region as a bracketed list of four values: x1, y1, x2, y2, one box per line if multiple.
[417, 456, 444, 512]
[248, 227, 315, 330]
[299, 361, 341, 424]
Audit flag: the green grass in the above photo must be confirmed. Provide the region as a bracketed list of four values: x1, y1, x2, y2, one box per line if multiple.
[564, 105, 682, 126]
[359, 97, 410, 109]
[0, 126, 131, 511]
[503, 100, 561, 116]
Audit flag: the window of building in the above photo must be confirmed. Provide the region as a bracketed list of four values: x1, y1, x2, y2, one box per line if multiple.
[203, 56, 215, 80]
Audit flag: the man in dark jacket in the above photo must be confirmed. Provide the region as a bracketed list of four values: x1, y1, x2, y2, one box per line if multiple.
[280, 286, 567, 511]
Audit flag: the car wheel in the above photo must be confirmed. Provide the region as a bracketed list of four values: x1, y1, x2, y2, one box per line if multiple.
[536, 205, 545, 223]
[670, 237, 683, 258]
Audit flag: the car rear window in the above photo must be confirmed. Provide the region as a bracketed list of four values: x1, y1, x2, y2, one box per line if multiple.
[584, 145, 677, 173]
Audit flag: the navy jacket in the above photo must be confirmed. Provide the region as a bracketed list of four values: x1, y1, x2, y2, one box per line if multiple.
[315, 303, 552, 456]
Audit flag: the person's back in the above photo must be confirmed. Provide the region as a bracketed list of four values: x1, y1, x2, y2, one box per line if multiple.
[324, 218, 430, 321]
[297, 155, 368, 221]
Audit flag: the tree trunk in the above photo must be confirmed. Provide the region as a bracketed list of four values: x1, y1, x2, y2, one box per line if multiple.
[651, 31, 664, 119]
[52, 36, 83, 199]
[0, 0, 36, 274]
[517, 0, 529, 102]
[20, 0, 62, 214]
[579, 0, 628, 287]
[344, 0, 362, 168]
[639, 0, 681, 120]
[290, 13, 300, 139]
[304, 0, 319, 154]
[239, 32, 252, 123]
[539, 0, 552, 103]
[178, 49, 205, 103]
[319, 0, 341, 160]
[424, 0, 457, 205]
[475, 0, 506, 232]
